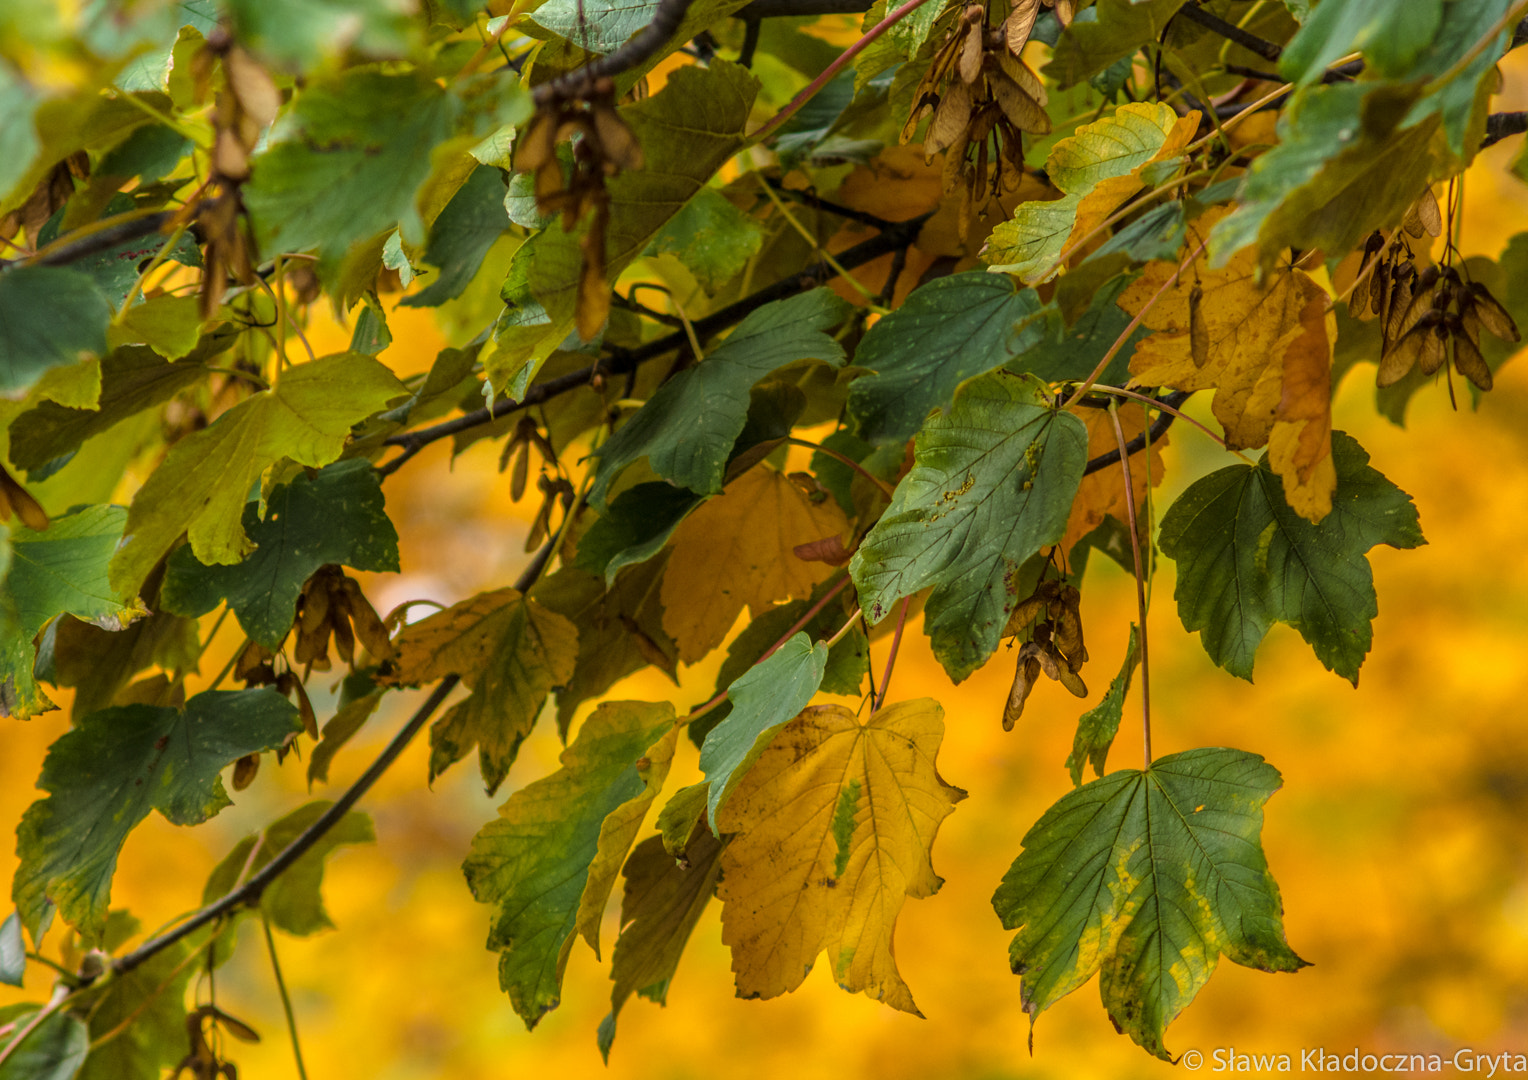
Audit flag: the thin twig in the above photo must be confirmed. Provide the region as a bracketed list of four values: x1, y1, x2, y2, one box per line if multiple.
[1061, 233, 1211, 410]
[762, 176, 899, 232]
[261, 911, 310, 1080]
[681, 572, 852, 726]
[873, 597, 910, 712]
[1104, 402, 1152, 769]
[784, 437, 896, 496]
[749, 0, 942, 144]
[375, 213, 932, 474]
[1080, 391, 1191, 477]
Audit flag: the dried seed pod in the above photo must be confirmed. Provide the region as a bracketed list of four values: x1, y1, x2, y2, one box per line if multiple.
[1463, 282, 1520, 341]
[1005, 0, 1042, 55]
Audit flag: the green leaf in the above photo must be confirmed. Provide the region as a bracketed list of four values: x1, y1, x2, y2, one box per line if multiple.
[245, 71, 460, 268]
[574, 482, 701, 585]
[108, 352, 406, 598]
[851, 373, 1089, 681]
[8, 339, 225, 473]
[1065, 624, 1139, 787]
[984, 101, 1189, 282]
[656, 782, 710, 856]
[0, 267, 112, 396]
[36, 198, 201, 309]
[73, 929, 193, 1080]
[44, 610, 201, 723]
[1008, 273, 1146, 386]
[589, 288, 849, 506]
[1158, 430, 1425, 683]
[463, 700, 676, 1028]
[160, 460, 399, 649]
[1279, 0, 1440, 83]
[700, 633, 827, 832]
[485, 61, 758, 397]
[202, 801, 375, 936]
[399, 165, 509, 308]
[0, 911, 23, 987]
[649, 187, 763, 295]
[12, 689, 302, 938]
[0, 506, 141, 720]
[379, 589, 580, 794]
[224, 0, 413, 75]
[848, 272, 1044, 445]
[0, 1008, 88, 1080]
[1209, 84, 1443, 268]
[307, 672, 385, 788]
[1046, 0, 1187, 89]
[598, 828, 723, 1060]
[992, 747, 1306, 1060]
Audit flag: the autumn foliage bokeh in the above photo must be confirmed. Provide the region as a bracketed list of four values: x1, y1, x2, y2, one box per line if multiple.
[7, 56, 1528, 1080]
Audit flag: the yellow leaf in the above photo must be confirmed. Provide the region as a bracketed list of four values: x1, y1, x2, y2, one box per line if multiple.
[575, 724, 677, 956]
[1059, 403, 1167, 558]
[660, 467, 849, 665]
[716, 699, 966, 1015]
[1119, 212, 1332, 459]
[984, 103, 1200, 282]
[1066, 110, 1200, 252]
[379, 588, 579, 794]
[1267, 303, 1338, 522]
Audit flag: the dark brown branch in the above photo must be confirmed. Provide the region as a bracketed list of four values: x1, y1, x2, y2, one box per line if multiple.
[1222, 59, 1363, 84]
[762, 175, 898, 231]
[1482, 111, 1528, 149]
[532, 0, 695, 104]
[1079, 390, 1192, 476]
[1176, 2, 1281, 62]
[1, 208, 189, 272]
[112, 675, 459, 976]
[110, 536, 559, 978]
[376, 211, 932, 473]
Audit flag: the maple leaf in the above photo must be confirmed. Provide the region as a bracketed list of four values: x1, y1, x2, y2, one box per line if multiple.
[983, 102, 1198, 282]
[1118, 212, 1338, 520]
[851, 372, 1088, 681]
[716, 700, 965, 1015]
[1157, 431, 1425, 683]
[13, 690, 301, 938]
[107, 353, 407, 598]
[660, 466, 848, 665]
[598, 827, 725, 1059]
[463, 701, 676, 1028]
[992, 747, 1306, 1060]
[377, 588, 578, 794]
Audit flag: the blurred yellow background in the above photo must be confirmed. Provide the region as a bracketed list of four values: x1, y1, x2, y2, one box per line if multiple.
[6, 95, 1528, 1080]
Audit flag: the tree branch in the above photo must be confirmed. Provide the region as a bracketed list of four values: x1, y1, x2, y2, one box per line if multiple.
[376, 211, 932, 473]
[734, 0, 872, 17]
[112, 675, 459, 976]
[1482, 110, 1528, 148]
[1176, 2, 1282, 62]
[762, 175, 898, 231]
[109, 535, 560, 978]
[531, 0, 695, 104]
[0, 208, 189, 272]
[1079, 390, 1192, 476]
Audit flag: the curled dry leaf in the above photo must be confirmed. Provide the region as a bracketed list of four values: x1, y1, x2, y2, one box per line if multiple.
[0, 466, 49, 532]
[792, 535, 854, 566]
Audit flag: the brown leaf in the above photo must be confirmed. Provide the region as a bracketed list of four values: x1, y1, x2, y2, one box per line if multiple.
[1058, 405, 1166, 556]
[793, 535, 853, 566]
[924, 79, 974, 161]
[1006, 0, 1042, 55]
[0, 466, 49, 532]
